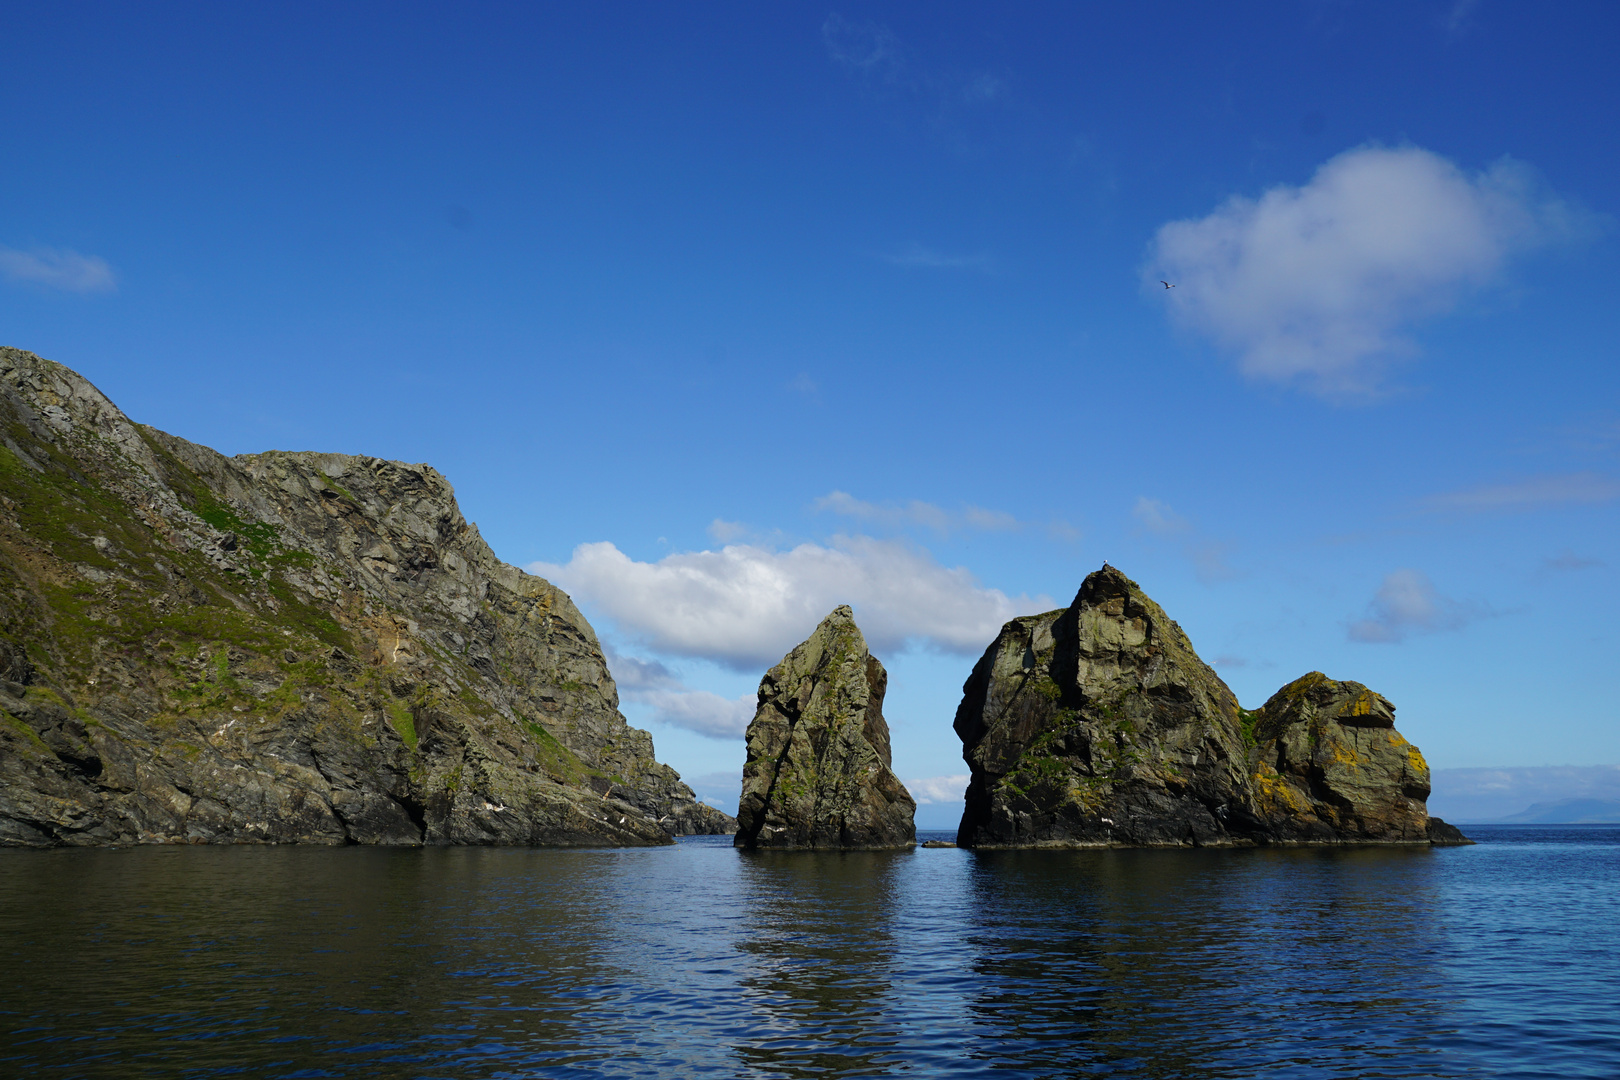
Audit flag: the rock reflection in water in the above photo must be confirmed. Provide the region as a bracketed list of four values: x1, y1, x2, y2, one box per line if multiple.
[730, 850, 908, 1077]
[960, 846, 1452, 1077]
[0, 847, 632, 1076]
[1, 834, 1614, 1078]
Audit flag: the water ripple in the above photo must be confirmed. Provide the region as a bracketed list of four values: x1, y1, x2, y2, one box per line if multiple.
[0, 827, 1616, 1077]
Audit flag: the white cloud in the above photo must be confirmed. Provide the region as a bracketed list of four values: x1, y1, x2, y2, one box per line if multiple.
[1423, 472, 1620, 513]
[629, 686, 755, 740]
[814, 490, 1021, 534]
[1149, 145, 1596, 396]
[533, 536, 1053, 671]
[1347, 569, 1488, 643]
[0, 246, 117, 293]
[904, 774, 970, 805]
[600, 645, 680, 692]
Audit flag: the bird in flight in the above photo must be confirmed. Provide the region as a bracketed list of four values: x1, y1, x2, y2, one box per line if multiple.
[1160, 280, 1176, 289]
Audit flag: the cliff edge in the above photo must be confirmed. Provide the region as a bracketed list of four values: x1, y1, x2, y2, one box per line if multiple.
[0, 347, 734, 846]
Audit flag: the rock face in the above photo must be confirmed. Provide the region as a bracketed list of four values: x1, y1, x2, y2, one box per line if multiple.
[0, 347, 735, 846]
[735, 607, 915, 850]
[954, 565, 1467, 848]
[1248, 672, 1433, 842]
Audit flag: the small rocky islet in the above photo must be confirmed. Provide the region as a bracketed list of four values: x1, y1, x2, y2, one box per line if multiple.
[953, 564, 1468, 848]
[0, 348, 1466, 849]
[734, 605, 915, 850]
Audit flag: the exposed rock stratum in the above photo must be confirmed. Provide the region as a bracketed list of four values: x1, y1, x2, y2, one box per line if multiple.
[735, 606, 915, 850]
[955, 565, 1468, 848]
[0, 347, 735, 846]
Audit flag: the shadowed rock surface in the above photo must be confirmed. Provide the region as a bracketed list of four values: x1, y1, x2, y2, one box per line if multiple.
[735, 606, 915, 850]
[955, 565, 1468, 848]
[0, 347, 735, 846]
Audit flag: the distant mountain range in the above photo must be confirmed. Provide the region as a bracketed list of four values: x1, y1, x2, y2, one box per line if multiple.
[1429, 766, 1620, 823]
[1499, 799, 1620, 824]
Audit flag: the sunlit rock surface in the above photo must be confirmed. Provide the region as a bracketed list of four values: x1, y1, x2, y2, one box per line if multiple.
[954, 565, 1468, 848]
[735, 606, 915, 850]
[0, 346, 734, 846]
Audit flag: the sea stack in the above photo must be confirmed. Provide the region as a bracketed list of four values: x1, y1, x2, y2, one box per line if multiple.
[735, 606, 916, 850]
[1249, 672, 1458, 843]
[954, 564, 1468, 847]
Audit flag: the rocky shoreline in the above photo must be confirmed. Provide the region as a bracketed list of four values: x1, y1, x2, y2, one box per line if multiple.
[0, 348, 1466, 849]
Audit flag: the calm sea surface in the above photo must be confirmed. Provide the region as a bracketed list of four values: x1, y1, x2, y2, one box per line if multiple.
[1, 826, 1616, 1079]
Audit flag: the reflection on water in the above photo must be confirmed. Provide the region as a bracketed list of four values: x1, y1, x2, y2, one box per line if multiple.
[961, 848, 1453, 1077]
[0, 830, 1616, 1078]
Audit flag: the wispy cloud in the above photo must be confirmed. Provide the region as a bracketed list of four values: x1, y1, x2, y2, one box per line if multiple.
[1444, 0, 1481, 36]
[878, 242, 993, 271]
[1131, 496, 1239, 583]
[707, 518, 748, 543]
[1429, 764, 1620, 823]
[1186, 541, 1240, 583]
[682, 770, 743, 810]
[533, 536, 1053, 671]
[627, 686, 755, 740]
[1422, 472, 1620, 513]
[603, 645, 755, 741]
[1148, 145, 1600, 398]
[787, 372, 821, 403]
[903, 774, 970, 805]
[1132, 497, 1189, 536]
[821, 13, 902, 75]
[0, 246, 117, 293]
[814, 491, 1023, 535]
[1347, 569, 1491, 643]
[821, 12, 1007, 117]
[1544, 551, 1603, 572]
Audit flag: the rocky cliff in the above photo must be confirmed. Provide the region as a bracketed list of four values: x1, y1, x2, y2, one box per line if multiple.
[735, 606, 915, 850]
[954, 565, 1467, 848]
[0, 347, 734, 846]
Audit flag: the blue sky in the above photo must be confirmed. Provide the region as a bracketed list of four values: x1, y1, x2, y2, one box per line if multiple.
[4, 2, 1617, 825]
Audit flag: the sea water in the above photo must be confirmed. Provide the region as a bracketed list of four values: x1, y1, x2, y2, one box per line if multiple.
[1, 825, 1615, 1078]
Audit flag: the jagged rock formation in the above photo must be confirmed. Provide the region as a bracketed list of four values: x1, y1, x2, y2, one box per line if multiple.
[735, 606, 915, 850]
[1249, 672, 1437, 842]
[0, 346, 735, 846]
[954, 565, 1468, 848]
